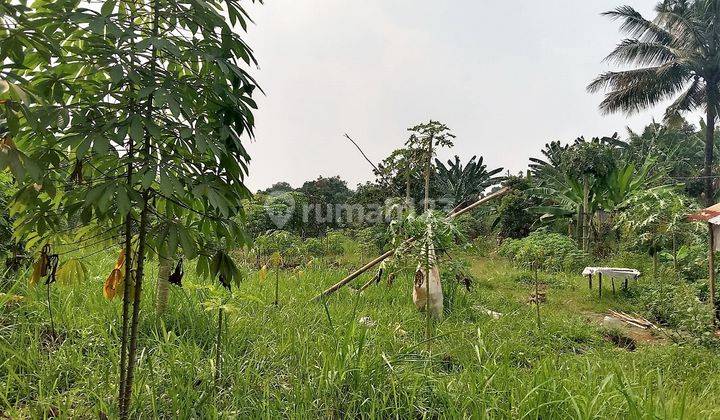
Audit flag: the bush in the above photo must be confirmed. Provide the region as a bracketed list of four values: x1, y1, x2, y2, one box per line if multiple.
[304, 232, 346, 257]
[356, 224, 390, 255]
[498, 231, 588, 273]
[637, 280, 716, 346]
[454, 213, 487, 241]
[253, 231, 306, 267]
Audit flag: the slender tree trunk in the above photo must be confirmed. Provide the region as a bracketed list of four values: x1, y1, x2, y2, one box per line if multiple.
[710, 224, 717, 324]
[707, 82, 718, 322]
[121, 193, 151, 417]
[705, 86, 716, 207]
[405, 167, 411, 209]
[424, 236, 431, 352]
[424, 137, 433, 212]
[155, 254, 172, 315]
[118, 7, 139, 415]
[576, 206, 583, 246]
[118, 126, 135, 418]
[582, 175, 590, 253]
[534, 266, 541, 329]
[121, 2, 159, 414]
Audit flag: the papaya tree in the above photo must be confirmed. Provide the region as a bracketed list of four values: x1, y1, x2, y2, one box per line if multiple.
[406, 121, 455, 212]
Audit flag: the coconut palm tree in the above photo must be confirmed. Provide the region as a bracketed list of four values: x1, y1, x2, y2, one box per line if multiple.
[588, 1, 720, 206]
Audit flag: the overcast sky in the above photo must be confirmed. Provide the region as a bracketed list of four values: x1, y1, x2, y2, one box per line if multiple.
[241, 0, 670, 191]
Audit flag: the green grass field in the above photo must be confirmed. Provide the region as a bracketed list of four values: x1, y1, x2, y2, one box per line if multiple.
[3, 246, 720, 418]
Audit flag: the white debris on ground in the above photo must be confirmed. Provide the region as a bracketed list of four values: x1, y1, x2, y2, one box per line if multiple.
[475, 306, 502, 319]
[358, 316, 376, 328]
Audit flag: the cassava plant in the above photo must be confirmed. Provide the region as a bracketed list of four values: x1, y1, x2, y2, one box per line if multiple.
[270, 251, 283, 306]
[201, 249, 242, 386]
[4, 0, 260, 417]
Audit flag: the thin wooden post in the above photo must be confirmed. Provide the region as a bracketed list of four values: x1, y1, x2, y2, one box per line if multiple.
[709, 223, 717, 323]
[611, 278, 616, 295]
[588, 274, 592, 290]
[598, 273, 603, 299]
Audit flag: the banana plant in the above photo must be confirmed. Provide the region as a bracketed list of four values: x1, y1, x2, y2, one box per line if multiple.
[434, 155, 504, 210]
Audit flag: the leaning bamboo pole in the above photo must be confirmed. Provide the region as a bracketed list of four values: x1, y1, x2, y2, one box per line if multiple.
[312, 187, 510, 301]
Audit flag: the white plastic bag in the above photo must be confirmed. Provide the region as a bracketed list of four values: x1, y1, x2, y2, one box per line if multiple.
[412, 245, 443, 319]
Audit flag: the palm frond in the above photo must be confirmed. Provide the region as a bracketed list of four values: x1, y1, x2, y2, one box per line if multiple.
[603, 5, 675, 44]
[589, 64, 692, 115]
[605, 38, 680, 66]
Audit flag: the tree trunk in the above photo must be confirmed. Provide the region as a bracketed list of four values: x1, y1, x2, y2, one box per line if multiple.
[582, 175, 590, 253]
[118, 129, 136, 416]
[121, 2, 160, 414]
[155, 254, 172, 315]
[405, 167, 411, 209]
[706, 82, 718, 322]
[576, 206, 583, 247]
[705, 88, 716, 207]
[424, 236, 431, 351]
[534, 267, 541, 329]
[121, 194, 151, 417]
[710, 224, 717, 324]
[424, 137, 432, 212]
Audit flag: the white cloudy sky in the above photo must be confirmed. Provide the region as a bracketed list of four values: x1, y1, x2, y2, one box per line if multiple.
[241, 0, 672, 191]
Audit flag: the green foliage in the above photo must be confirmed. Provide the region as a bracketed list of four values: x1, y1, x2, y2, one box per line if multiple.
[434, 155, 503, 209]
[245, 192, 308, 239]
[304, 232, 345, 258]
[6, 0, 259, 270]
[493, 177, 540, 239]
[389, 210, 463, 268]
[622, 120, 706, 198]
[615, 188, 697, 256]
[638, 280, 715, 345]
[498, 231, 589, 273]
[562, 138, 616, 179]
[0, 172, 17, 260]
[252, 231, 308, 267]
[453, 213, 488, 241]
[356, 224, 391, 255]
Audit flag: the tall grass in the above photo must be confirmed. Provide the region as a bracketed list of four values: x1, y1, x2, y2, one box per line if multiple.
[1, 251, 720, 417]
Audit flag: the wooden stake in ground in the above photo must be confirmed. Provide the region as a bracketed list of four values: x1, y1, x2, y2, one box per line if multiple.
[314, 187, 510, 301]
[534, 266, 541, 329]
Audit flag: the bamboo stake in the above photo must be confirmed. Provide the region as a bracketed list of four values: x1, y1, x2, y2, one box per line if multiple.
[313, 187, 510, 300]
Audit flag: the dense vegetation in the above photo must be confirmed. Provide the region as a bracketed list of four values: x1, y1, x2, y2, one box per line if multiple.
[4, 0, 720, 418]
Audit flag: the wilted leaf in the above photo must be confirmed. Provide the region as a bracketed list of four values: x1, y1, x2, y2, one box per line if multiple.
[29, 258, 42, 286]
[56, 258, 88, 285]
[103, 249, 126, 300]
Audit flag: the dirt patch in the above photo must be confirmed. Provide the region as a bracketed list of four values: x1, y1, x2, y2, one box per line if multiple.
[582, 311, 668, 345]
[603, 329, 637, 351]
[40, 327, 66, 353]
